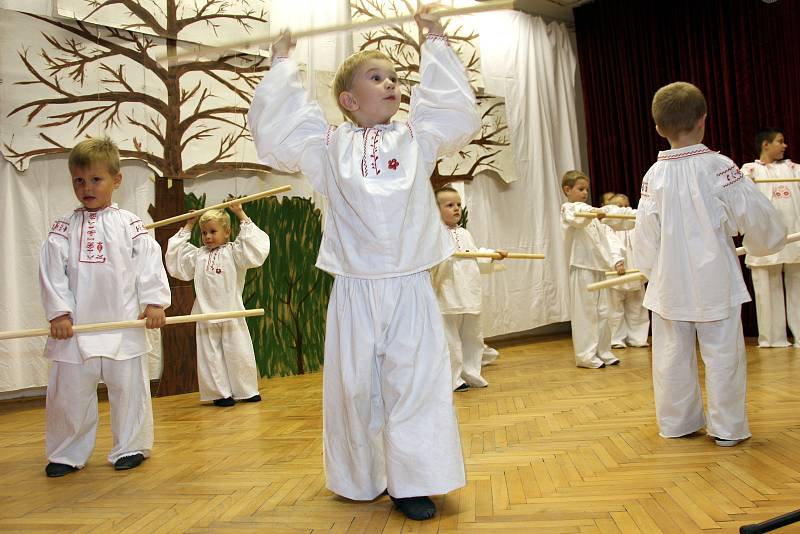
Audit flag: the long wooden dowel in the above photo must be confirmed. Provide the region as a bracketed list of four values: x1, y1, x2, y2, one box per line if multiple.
[587, 272, 647, 292]
[145, 185, 291, 230]
[453, 251, 545, 260]
[576, 212, 637, 220]
[753, 178, 800, 183]
[0, 309, 265, 341]
[735, 231, 800, 256]
[157, 0, 515, 65]
[605, 269, 640, 276]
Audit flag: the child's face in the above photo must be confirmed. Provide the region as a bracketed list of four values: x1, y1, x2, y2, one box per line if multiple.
[437, 191, 462, 227]
[762, 133, 787, 162]
[71, 164, 121, 211]
[609, 196, 629, 208]
[343, 58, 401, 127]
[564, 178, 590, 203]
[200, 220, 230, 250]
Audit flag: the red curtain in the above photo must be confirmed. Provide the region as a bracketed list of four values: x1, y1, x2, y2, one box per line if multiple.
[574, 0, 800, 336]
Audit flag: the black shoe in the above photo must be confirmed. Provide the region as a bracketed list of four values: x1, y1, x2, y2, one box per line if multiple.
[45, 462, 78, 477]
[213, 397, 235, 407]
[243, 394, 261, 402]
[454, 383, 470, 392]
[114, 453, 144, 471]
[390, 495, 436, 520]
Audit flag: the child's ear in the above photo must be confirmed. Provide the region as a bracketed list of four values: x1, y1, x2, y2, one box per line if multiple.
[655, 124, 666, 139]
[562, 185, 570, 196]
[338, 91, 358, 112]
[113, 172, 122, 189]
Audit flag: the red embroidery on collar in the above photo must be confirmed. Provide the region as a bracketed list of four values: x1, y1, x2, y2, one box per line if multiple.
[657, 147, 713, 160]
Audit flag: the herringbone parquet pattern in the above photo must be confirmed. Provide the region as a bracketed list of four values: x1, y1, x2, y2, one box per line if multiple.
[1, 335, 799, 533]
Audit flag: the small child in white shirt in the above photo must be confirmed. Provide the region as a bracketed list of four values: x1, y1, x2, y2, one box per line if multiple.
[741, 128, 800, 347]
[431, 186, 506, 391]
[165, 202, 270, 407]
[604, 193, 650, 348]
[561, 171, 634, 368]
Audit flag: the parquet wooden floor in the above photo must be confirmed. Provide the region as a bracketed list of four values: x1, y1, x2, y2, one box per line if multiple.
[2, 335, 800, 533]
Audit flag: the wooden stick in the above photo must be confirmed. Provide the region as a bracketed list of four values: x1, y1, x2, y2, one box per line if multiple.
[145, 185, 291, 230]
[587, 272, 647, 292]
[753, 177, 800, 183]
[605, 269, 640, 276]
[157, 0, 515, 65]
[0, 309, 265, 341]
[576, 212, 637, 220]
[735, 231, 800, 256]
[453, 251, 545, 260]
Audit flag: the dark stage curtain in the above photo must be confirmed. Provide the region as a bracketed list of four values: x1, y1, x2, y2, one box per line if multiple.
[574, 0, 800, 336]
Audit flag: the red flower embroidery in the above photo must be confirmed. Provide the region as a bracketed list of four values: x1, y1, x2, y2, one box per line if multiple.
[388, 158, 399, 170]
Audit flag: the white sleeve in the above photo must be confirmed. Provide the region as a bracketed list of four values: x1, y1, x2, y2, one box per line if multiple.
[429, 258, 453, 291]
[38, 232, 74, 322]
[165, 228, 199, 282]
[632, 194, 660, 278]
[132, 227, 171, 309]
[603, 225, 625, 266]
[600, 205, 637, 231]
[231, 220, 270, 269]
[561, 202, 594, 229]
[248, 58, 332, 194]
[409, 35, 481, 164]
[476, 247, 495, 274]
[721, 172, 786, 257]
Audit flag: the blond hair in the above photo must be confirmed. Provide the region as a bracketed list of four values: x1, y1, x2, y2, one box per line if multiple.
[562, 170, 589, 189]
[68, 136, 121, 175]
[199, 209, 231, 231]
[651, 82, 707, 138]
[332, 49, 392, 123]
[608, 193, 629, 207]
[434, 184, 459, 201]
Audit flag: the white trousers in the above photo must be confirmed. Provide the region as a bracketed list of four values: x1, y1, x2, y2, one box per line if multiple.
[443, 313, 488, 389]
[196, 318, 259, 401]
[609, 288, 650, 347]
[651, 308, 750, 441]
[569, 267, 617, 367]
[323, 272, 465, 500]
[46, 356, 153, 467]
[751, 263, 800, 347]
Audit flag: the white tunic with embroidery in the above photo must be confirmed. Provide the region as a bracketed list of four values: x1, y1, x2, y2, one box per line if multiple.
[39, 205, 171, 364]
[741, 159, 800, 266]
[248, 35, 480, 279]
[634, 144, 786, 322]
[165, 221, 270, 319]
[561, 202, 628, 271]
[431, 227, 492, 315]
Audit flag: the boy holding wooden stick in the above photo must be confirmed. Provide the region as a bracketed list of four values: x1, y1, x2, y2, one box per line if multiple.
[39, 137, 171, 476]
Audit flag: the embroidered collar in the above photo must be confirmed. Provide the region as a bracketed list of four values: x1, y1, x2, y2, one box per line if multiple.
[75, 202, 119, 213]
[657, 144, 716, 161]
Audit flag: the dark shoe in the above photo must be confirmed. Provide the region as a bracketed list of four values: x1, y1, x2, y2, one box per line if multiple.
[243, 394, 261, 402]
[213, 397, 235, 407]
[114, 453, 144, 470]
[390, 495, 436, 520]
[45, 462, 78, 477]
[454, 383, 470, 392]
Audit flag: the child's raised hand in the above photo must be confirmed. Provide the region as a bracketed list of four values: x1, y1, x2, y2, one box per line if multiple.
[140, 305, 166, 329]
[495, 249, 509, 260]
[183, 209, 198, 230]
[615, 260, 626, 276]
[415, 4, 445, 35]
[272, 29, 296, 59]
[50, 314, 73, 340]
[228, 201, 246, 220]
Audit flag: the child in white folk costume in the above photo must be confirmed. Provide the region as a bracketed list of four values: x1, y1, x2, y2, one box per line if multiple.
[634, 82, 786, 446]
[605, 194, 650, 348]
[165, 203, 269, 407]
[431, 186, 506, 391]
[741, 128, 800, 347]
[39, 137, 171, 477]
[247, 7, 478, 521]
[561, 171, 634, 368]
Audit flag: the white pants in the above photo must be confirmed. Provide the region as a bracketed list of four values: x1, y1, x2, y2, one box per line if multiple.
[481, 343, 499, 365]
[569, 267, 617, 367]
[609, 288, 650, 347]
[443, 313, 488, 389]
[196, 318, 259, 401]
[651, 308, 750, 441]
[323, 272, 465, 500]
[751, 263, 800, 347]
[46, 356, 153, 467]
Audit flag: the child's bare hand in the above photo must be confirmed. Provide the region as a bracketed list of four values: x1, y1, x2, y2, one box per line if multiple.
[495, 249, 509, 260]
[415, 4, 444, 35]
[50, 314, 73, 340]
[139, 305, 166, 329]
[184, 209, 197, 230]
[272, 29, 296, 59]
[592, 208, 606, 220]
[228, 201, 246, 220]
[615, 261, 626, 275]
